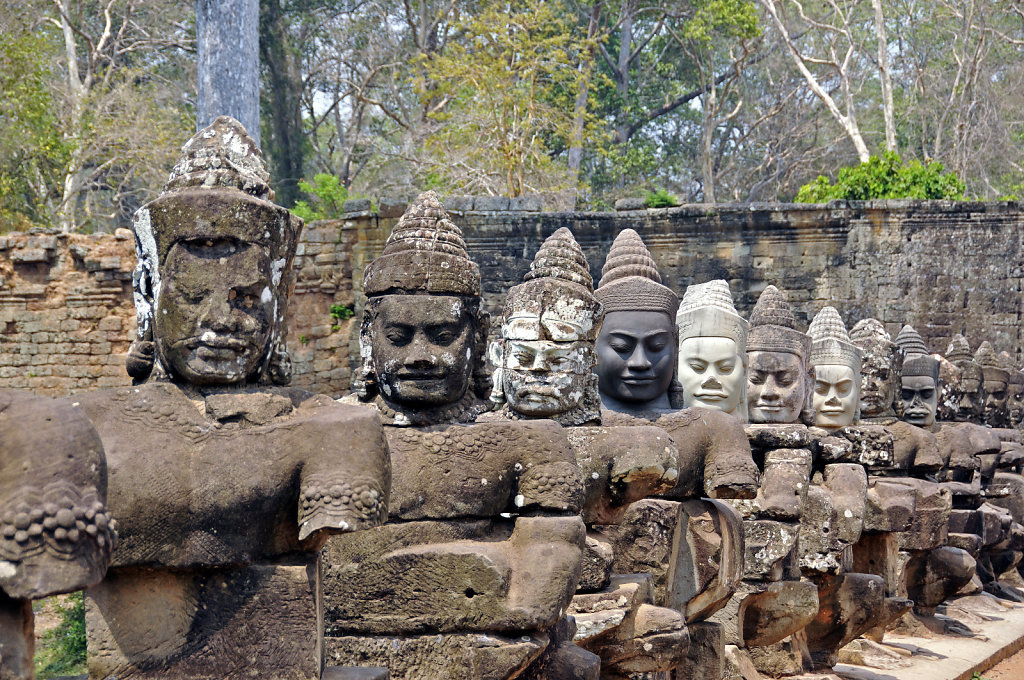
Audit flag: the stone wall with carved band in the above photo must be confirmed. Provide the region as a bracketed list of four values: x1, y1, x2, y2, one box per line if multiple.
[0, 198, 1020, 397]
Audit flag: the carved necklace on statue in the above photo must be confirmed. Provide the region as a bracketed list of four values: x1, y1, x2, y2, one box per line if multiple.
[371, 392, 487, 427]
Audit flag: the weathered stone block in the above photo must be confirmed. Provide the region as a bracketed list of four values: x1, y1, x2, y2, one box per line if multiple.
[86, 562, 322, 680]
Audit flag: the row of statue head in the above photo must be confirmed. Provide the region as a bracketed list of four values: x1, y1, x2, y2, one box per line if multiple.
[346, 198, 1024, 433]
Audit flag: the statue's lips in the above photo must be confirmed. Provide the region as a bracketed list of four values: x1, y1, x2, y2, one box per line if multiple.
[621, 376, 656, 385]
[818, 408, 845, 415]
[186, 336, 251, 360]
[753, 404, 783, 412]
[396, 372, 445, 381]
[694, 392, 727, 401]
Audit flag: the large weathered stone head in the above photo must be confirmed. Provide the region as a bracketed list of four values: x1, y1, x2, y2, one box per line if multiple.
[849, 319, 902, 422]
[676, 279, 748, 418]
[0, 391, 117, 600]
[593, 229, 679, 412]
[808, 307, 861, 429]
[1003, 353, 1024, 428]
[128, 116, 300, 387]
[895, 325, 940, 427]
[745, 285, 811, 424]
[946, 334, 983, 422]
[354, 191, 489, 424]
[975, 341, 1010, 427]
[492, 227, 603, 425]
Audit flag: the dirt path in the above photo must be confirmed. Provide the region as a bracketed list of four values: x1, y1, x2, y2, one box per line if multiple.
[984, 646, 1024, 679]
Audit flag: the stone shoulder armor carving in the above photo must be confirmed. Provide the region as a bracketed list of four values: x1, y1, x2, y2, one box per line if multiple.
[0, 390, 116, 600]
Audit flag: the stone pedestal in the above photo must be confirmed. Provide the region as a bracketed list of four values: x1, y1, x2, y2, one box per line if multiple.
[0, 594, 33, 680]
[87, 561, 322, 680]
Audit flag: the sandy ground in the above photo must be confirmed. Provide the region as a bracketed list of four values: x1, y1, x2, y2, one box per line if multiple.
[984, 646, 1024, 679]
[32, 594, 71, 638]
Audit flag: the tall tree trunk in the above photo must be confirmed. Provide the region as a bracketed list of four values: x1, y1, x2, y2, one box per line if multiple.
[259, 0, 305, 207]
[196, 0, 260, 144]
[568, 4, 600, 204]
[871, 0, 896, 153]
[701, 77, 717, 204]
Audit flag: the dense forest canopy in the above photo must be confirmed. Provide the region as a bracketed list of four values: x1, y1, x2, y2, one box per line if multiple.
[2, 0, 1023, 231]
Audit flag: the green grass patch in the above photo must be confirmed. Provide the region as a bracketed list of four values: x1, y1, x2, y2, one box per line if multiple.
[34, 591, 86, 678]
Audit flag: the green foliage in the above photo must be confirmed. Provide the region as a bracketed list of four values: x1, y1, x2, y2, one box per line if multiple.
[644, 188, 679, 208]
[795, 152, 966, 202]
[971, 673, 990, 680]
[298, 334, 309, 345]
[683, 0, 761, 46]
[292, 174, 349, 221]
[0, 27, 68, 230]
[34, 592, 87, 678]
[329, 303, 354, 321]
[419, 0, 599, 197]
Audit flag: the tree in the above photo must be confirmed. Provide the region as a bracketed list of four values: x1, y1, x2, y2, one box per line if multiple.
[0, 21, 68, 228]
[48, 0, 194, 231]
[419, 0, 597, 197]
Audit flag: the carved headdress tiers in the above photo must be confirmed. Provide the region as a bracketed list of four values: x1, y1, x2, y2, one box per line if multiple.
[137, 116, 299, 269]
[363, 190, 481, 297]
[946, 334, 982, 382]
[746, 285, 810, 359]
[1001, 351, 1023, 387]
[594, 229, 678, 318]
[946, 334, 974, 367]
[895, 325, 939, 382]
[676, 279, 747, 346]
[849, 318, 897, 358]
[502, 227, 602, 342]
[976, 341, 1010, 383]
[808, 307, 861, 373]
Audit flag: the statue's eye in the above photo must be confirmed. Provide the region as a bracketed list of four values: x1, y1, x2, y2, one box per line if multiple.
[609, 338, 635, 354]
[385, 326, 413, 345]
[748, 371, 765, 385]
[921, 389, 935, 400]
[427, 325, 459, 345]
[815, 381, 829, 395]
[902, 389, 914, 401]
[513, 350, 535, 365]
[715, 360, 735, 374]
[776, 372, 796, 387]
[646, 337, 668, 352]
[687, 360, 707, 373]
[837, 381, 852, 397]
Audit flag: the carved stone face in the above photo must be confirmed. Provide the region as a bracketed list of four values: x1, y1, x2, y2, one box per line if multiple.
[812, 364, 858, 429]
[369, 295, 474, 408]
[679, 336, 745, 415]
[596, 311, 675, 405]
[956, 368, 984, 422]
[155, 239, 276, 385]
[901, 375, 938, 427]
[859, 349, 896, 419]
[982, 377, 1009, 427]
[747, 350, 807, 424]
[1009, 378, 1024, 428]
[502, 339, 591, 417]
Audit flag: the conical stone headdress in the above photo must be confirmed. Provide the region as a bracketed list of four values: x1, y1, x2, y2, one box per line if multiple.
[676, 280, 747, 347]
[363, 190, 480, 297]
[976, 341, 1010, 383]
[849, 319, 895, 356]
[946, 334, 974, 367]
[595, 229, 678, 319]
[746, 285, 810, 359]
[136, 116, 299, 272]
[895, 324, 939, 382]
[1001, 351, 1023, 387]
[808, 307, 861, 373]
[502, 228, 602, 342]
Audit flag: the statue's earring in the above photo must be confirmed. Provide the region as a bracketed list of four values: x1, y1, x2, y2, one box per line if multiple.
[126, 326, 155, 383]
[267, 340, 293, 385]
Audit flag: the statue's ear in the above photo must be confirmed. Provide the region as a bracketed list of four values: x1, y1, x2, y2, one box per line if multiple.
[488, 339, 504, 369]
